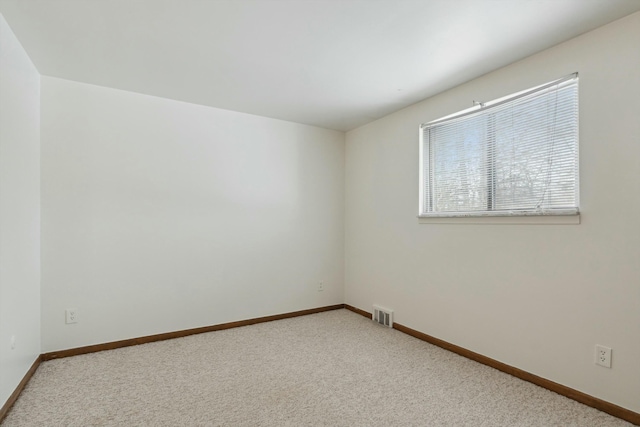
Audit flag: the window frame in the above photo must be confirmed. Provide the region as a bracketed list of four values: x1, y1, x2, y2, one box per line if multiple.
[418, 74, 580, 220]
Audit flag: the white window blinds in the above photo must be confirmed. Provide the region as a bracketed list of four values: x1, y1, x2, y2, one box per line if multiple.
[419, 74, 579, 217]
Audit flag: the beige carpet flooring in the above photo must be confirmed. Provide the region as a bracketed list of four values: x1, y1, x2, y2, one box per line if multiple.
[1, 309, 633, 426]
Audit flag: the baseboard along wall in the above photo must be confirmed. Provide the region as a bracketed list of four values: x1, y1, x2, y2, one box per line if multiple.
[2, 303, 638, 425]
[0, 304, 344, 422]
[41, 304, 345, 361]
[0, 355, 42, 422]
[344, 304, 640, 426]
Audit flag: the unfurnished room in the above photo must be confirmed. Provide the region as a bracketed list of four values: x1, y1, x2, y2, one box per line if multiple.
[0, 0, 639, 425]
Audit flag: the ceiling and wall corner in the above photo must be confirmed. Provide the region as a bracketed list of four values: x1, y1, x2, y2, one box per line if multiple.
[0, 0, 639, 131]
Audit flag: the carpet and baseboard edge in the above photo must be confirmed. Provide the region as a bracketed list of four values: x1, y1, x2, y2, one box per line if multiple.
[0, 355, 42, 423]
[3, 304, 638, 425]
[0, 304, 344, 423]
[344, 304, 640, 426]
[41, 304, 345, 361]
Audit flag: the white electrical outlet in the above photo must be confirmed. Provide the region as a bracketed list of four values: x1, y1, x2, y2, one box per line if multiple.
[10, 335, 16, 350]
[65, 308, 78, 324]
[317, 281, 324, 292]
[595, 345, 612, 368]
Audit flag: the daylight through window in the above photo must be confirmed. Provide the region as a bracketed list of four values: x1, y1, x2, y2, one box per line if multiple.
[419, 74, 579, 217]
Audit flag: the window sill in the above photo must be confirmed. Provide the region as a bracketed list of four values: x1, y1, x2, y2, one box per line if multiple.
[417, 214, 580, 225]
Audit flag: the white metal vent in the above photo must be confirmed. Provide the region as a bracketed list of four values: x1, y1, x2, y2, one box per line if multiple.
[373, 305, 393, 328]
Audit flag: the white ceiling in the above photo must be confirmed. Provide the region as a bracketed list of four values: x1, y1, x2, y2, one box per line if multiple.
[1, 0, 640, 131]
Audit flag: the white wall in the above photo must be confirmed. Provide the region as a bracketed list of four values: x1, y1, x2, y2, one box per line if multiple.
[40, 77, 344, 352]
[345, 12, 640, 413]
[0, 14, 41, 407]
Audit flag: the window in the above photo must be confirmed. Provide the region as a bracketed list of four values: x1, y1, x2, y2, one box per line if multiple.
[419, 74, 579, 218]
